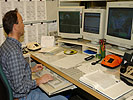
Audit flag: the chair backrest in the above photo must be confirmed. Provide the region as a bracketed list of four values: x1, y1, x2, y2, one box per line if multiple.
[0, 64, 13, 100]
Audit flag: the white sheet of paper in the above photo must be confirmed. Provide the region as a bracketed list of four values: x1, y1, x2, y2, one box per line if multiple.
[79, 70, 133, 99]
[41, 36, 55, 48]
[37, 23, 47, 43]
[38, 47, 59, 53]
[25, 24, 38, 43]
[77, 62, 107, 74]
[1, 1, 13, 19]
[48, 22, 57, 32]
[25, 1, 36, 21]
[36, 0, 46, 20]
[51, 54, 86, 69]
[0, 28, 6, 45]
[12, 1, 25, 21]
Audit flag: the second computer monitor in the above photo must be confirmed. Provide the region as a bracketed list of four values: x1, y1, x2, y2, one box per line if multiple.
[82, 8, 106, 44]
[57, 6, 84, 39]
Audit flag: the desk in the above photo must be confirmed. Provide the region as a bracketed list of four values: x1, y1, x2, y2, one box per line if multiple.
[30, 48, 133, 100]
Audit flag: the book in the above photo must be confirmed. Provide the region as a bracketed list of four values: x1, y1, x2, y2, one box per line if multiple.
[79, 70, 133, 100]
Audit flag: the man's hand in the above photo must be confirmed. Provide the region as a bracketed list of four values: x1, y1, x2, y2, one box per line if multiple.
[36, 74, 54, 86]
[31, 64, 43, 73]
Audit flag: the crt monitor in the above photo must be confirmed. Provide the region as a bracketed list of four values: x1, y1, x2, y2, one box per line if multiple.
[82, 8, 106, 44]
[104, 1, 133, 49]
[57, 6, 84, 39]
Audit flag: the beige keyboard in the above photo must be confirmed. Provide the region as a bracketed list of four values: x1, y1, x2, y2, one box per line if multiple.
[36, 69, 70, 88]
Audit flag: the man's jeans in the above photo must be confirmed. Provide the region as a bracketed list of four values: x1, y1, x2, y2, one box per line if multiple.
[20, 88, 68, 100]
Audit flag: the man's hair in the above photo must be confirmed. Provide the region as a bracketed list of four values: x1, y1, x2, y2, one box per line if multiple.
[2, 8, 18, 35]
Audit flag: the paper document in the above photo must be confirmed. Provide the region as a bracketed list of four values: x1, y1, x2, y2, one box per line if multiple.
[51, 54, 87, 69]
[13, 1, 25, 21]
[77, 62, 107, 74]
[79, 70, 133, 99]
[1, 1, 12, 20]
[79, 71, 118, 90]
[41, 36, 55, 48]
[25, 1, 36, 21]
[25, 24, 37, 43]
[38, 46, 59, 53]
[37, 23, 47, 43]
[36, 0, 46, 20]
[0, 28, 6, 45]
[48, 22, 57, 32]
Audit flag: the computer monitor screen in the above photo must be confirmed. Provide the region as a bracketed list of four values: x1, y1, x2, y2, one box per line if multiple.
[107, 8, 132, 40]
[84, 13, 100, 34]
[82, 9, 106, 44]
[57, 6, 84, 39]
[105, 1, 133, 49]
[59, 11, 80, 33]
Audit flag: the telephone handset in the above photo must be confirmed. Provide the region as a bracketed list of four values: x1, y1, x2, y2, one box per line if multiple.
[26, 42, 41, 51]
[120, 52, 133, 86]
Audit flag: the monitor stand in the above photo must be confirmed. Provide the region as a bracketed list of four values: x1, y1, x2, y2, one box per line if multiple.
[91, 41, 99, 45]
[118, 46, 127, 51]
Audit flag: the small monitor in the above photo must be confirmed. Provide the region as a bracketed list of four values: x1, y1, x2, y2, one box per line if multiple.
[57, 6, 84, 39]
[82, 8, 106, 44]
[104, 1, 133, 49]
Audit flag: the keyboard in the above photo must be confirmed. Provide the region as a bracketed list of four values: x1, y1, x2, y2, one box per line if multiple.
[36, 68, 70, 88]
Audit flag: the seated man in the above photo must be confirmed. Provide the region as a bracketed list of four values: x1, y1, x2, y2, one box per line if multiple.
[0, 8, 68, 100]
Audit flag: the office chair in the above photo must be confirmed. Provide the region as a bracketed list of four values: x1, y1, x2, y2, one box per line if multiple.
[0, 64, 13, 100]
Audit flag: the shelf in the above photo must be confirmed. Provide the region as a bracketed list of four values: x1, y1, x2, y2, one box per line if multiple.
[57, 38, 132, 57]
[57, 38, 87, 45]
[106, 47, 130, 56]
[23, 20, 56, 25]
[84, 42, 99, 50]
[57, 38, 100, 54]
[0, 20, 56, 28]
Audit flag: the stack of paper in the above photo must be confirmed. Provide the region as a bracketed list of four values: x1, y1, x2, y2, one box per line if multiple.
[79, 70, 133, 100]
[51, 54, 87, 69]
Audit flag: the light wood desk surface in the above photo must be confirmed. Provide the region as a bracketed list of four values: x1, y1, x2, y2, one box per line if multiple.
[30, 51, 132, 100]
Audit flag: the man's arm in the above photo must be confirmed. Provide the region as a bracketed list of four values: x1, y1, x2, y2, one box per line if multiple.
[35, 74, 53, 86]
[6, 52, 36, 94]
[31, 64, 53, 85]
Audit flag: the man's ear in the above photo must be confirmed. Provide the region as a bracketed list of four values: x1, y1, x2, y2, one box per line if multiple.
[12, 24, 18, 32]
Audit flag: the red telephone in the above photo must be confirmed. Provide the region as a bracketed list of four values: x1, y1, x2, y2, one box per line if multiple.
[101, 54, 122, 68]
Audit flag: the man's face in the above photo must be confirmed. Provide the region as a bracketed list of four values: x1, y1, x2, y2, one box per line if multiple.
[16, 12, 24, 36]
